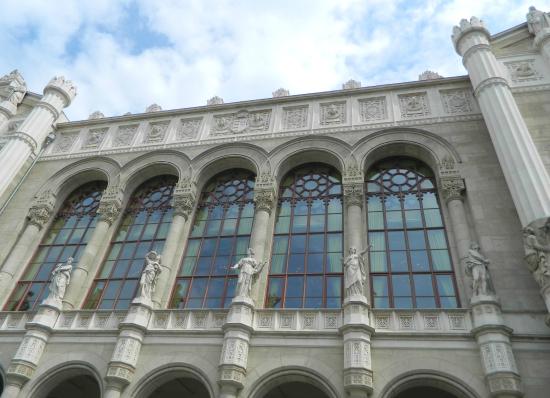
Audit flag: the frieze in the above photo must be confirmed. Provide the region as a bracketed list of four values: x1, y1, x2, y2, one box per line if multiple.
[211, 109, 271, 135]
[359, 97, 387, 122]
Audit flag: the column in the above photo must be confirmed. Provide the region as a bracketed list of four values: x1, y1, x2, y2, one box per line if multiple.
[453, 18, 550, 228]
[0, 76, 76, 200]
[249, 173, 276, 305]
[0, 191, 56, 307]
[467, 247, 523, 397]
[1, 298, 64, 398]
[441, 177, 470, 260]
[527, 7, 550, 66]
[63, 185, 123, 309]
[341, 166, 373, 397]
[153, 178, 196, 308]
[104, 299, 153, 398]
[217, 296, 254, 398]
[0, 70, 27, 134]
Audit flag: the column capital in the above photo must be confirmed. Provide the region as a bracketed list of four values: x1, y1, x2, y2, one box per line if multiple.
[27, 190, 56, 229]
[44, 76, 77, 106]
[98, 185, 124, 225]
[253, 189, 276, 214]
[343, 182, 364, 208]
[452, 16, 491, 55]
[172, 177, 197, 220]
[440, 176, 465, 203]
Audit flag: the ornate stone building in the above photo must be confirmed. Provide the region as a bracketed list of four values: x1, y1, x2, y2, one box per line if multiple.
[1, 8, 550, 398]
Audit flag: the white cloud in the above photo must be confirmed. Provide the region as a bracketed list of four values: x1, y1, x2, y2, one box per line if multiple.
[0, 0, 549, 120]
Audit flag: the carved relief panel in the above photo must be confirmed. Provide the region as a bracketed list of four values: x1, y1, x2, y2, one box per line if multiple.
[358, 97, 387, 122]
[144, 121, 170, 143]
[440, 89, 474, 114]
[320, 101, 346, 125]
[112, 125, 138, 147]
[504, 59, 542, 82]
[176, 117, 202, 141]
[282, 105, 308, 130]
[52, 132, 78, 153]
[82, 127, 108, 150]
[211, 109, 271, 135]
[398, 92, 430, 118]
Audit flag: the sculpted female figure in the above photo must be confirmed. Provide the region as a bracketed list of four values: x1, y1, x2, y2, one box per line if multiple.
[465, 242, 493, 297]
[523, 227, 550, 287]
[49, 257, 73, 301]
[343, 246, 370, 298]
[136, 251, 162, 301]
[231, 248, 265, 298]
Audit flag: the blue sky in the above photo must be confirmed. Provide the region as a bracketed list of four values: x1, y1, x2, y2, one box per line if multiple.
[1, 0, 549, 121]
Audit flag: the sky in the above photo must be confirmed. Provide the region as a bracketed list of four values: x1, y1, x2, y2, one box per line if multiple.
[1, 0, 550, 121]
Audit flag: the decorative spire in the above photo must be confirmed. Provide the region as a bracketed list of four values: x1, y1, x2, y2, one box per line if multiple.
[207, 96, 224, 105]
[451, 17, 489, 51]
[45, 76, 77, 104]
[145, 103, 162, 112]
[418, 70, 443, 80]
[88, 111, 104, 119]
[272, 88, 290, 97]
[342, 79, 361, 89]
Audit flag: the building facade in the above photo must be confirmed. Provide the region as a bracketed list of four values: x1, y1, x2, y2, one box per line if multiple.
[1, 8, 550, 398]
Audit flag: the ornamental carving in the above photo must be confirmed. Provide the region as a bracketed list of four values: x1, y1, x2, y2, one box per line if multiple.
[480, 342, 517, 373]
[418, 70, 443, 80]
[88, 111, 104, 119]
[207, 96, 224, 105]
[441, 177, 465, 202]
[52, 132, 78, 153]
[113, 125, 138, 147]
[176, 118, 202, 141]
[343, 79, 361, 89]
[283, 106, 308, 130]
[172, 178, 196, 219]
[272, 88, 290, 97]
[97, 186, 123, 225]
[320, 102, 346, 125]
[112, 337, 141, 366]
[222, 338, 249, 367]
[505, 59, 542, 82]
[359, 97, 386, 122]
[254, 189, 276, 213]
[344, 340, 371, 368]
[343, 183, 364, 208]
[144, 121, 169, 143]
[522, 221, 550, 289]
[211, 109, 271, 135]
[441, 89, 473, 114]
[398, 93, 430, 118]
[82, 128, 108, 149]
[27, 190, 56, 229]
[14, 336, 46, 364]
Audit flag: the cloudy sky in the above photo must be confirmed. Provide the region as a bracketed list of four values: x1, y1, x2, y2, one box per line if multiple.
[1, 0, 549, 121]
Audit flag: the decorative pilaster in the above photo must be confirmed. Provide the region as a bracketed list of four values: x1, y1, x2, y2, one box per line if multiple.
[466, 244, 523, 396]
[63, 185, 123, 309]
[452, 17, 550, 228]
[218, 297, 254, 398]
[0, 76, 76, 202]
[154, 178, 197, 307]
[0, 70, 27, 134]
[0, 191, 56, 307]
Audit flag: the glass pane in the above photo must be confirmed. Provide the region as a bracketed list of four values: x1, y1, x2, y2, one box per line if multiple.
[103, 280, 121, 299]
[384, 195, 400, 210]
[410, 250, 429, 272]
[221, 218, 237, 235]
[213, 256, 230, 275]
[394, 297, 413, 308]
[414, 274, 434, 296]
[422, 192, 438, 208]
[180, 257, 195, 276]
[307, 253, 323, 273]
[370, 252, 387, 272]
[186, 240, 201, 256]
[206, 219, 221, 236]
[431, 250, 452, 271]
[390, 251, 408, 272]
[290, 235, 306, 253]
[171, 280, 189, 308]
[266, 278, 283, 308]
[195, 257, 212, 275]
[436, 275, 456, 296]
[405, 210, 422, 228]
[407, 231, 426, 250]
[424, 209, 443, 227]
[440, 296, 458, 308]
[127, 259, 144, 278]
[270, 254, 286, 274]
[141, 223, 158, 240]
[388, 231, 405, 250]
[292, 216, 308, 233]
[200, 239, 217, 256]
[327, 234, 342, 252]
[275, 216, 290, 234]
[309, 214, 325, 233]
[119, 280, 138, 299]
[373, 276, 388, 297]
[367, 196, 382, 211]
[327, 198, 342, 214]
[368, 232, 385, 251]
[288, 254, 305, 273]
[305, 276, 323, 308]
[416, 296, 436, 308]
[191, 220, 206, 237]
[367, 212, 384, 229]
[374, 297, 389, 308]
[327, 214, 341, 231]
[386, 211, 403, 229]
[273, 236, 289, 254]
[427, 230, 447, 249]
[403, 194, 420, 209]
[237, 218, 253, 235]
[286, 276, 304, 299]
[326, 253, 342, 273]
[308, 234, 324, 253]
[392, 275, 411, 296]
[310, 199, 325, 214]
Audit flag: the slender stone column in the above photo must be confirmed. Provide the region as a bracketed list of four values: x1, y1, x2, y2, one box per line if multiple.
[453, 18, 550, 228]
[442, 177, 470, 261]
[0, 191, 56, 307]
[466, 246, 523, 397]
[249, 173, 276, 305]
[1, 299, 64, 398]
[153, 178, 196, 308]
[218, 296, 254, 398]
[0, 70, 27, 134]
[104, 300, 153, 398]
[63, 186, 123, 309]
[0, 76, 76, 201]
[343, 182, 364, 252]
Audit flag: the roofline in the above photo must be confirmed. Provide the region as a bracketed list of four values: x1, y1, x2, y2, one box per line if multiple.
[491, 21, 528, 40]
[57, 75, 471, 128]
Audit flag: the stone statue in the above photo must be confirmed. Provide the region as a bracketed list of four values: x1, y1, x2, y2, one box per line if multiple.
[465, 242, 494, 297]
[231, 248, 265, 298]
[523, 226, 550, 287]
[343, 246, 370, 298]
[135, 251, 162, 301]
[48, 257, 73, 302]
[527, 6, 550, 35]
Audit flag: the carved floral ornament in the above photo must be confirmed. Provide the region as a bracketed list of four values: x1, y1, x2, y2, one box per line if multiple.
[212, 109, 271, 135]
[440, 177, 465, 202]
[27, 190, 56, 228]
[343, 183, 364, 208]
[97, 185, 123, 225]
[253, 189, 276, 213]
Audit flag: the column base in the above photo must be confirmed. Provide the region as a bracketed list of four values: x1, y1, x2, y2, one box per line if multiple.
[344, 368, 373, 396]
[218, 364, 246, 390]
[6, 361, 35, 388]
[1, 382, 23, 398]
[487, 372, 523, 397]
[106, 363, 134, 389]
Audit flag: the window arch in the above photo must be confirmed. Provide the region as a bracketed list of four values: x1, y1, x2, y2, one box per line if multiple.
[170, 169, 255, 309]
[266, 164, 343, 309]
[366, 157, 459, 308]
[5, 181, 107, 311]
[84, 175, 176, 310]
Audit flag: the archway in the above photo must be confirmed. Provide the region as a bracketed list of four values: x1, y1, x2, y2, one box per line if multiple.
[40, 374, 100, 398]
[393, 386, 458, 398]
[145, 377, 210, 397]
[262, 381, 330, 398]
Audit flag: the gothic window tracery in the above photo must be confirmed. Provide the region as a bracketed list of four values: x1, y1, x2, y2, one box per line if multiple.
[5, 181, 106, 311]
[170, 170, 255, 309]
[84, 176, 176, 310]
[366, 158, 459, 308]
[266, 164, 343, 309]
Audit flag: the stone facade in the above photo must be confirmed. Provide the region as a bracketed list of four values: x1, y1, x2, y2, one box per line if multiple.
[1, 8, 550, 398]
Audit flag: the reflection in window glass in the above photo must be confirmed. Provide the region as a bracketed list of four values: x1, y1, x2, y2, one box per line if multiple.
[266, 164, 343, 308]
[84, 176, 176, 310]
[366, 158, 459, 309]
[6, 181, 106, 311]
[170, 170, 255, 309]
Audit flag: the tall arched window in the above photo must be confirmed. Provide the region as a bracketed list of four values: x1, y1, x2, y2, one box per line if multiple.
[266, 164, 343, 309]
[84, 175, 176, 310]
[170, 170, 255, 309]
[366, 158, 459, 308]
[5, 181, 106, 311]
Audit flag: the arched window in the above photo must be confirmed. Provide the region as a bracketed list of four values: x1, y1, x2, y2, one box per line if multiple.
[170, 170, 255, 309]
[5, 181, 106, 311]
[84, 175, 176, 310]
[366, 158, 459, 308]
[266, 164, 343, 308]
